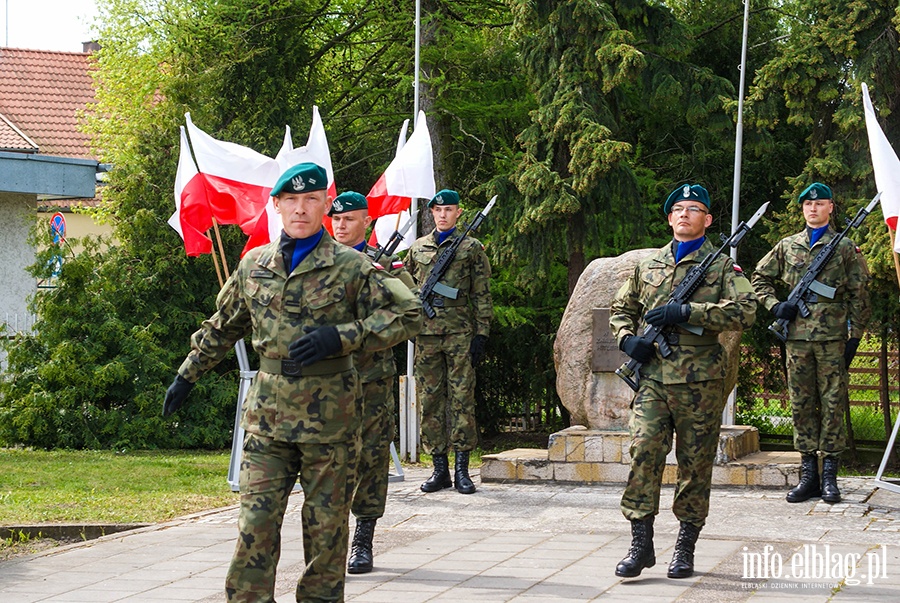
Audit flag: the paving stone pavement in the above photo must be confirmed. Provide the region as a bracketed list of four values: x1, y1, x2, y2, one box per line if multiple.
[1, 467, 899, 602]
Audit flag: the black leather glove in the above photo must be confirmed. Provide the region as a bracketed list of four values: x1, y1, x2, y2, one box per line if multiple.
[163, 375, 195, 417]
[469, 334, 488, 366]
[620, 335, 655, 363]
[844, 337, 861, 369]
[772, 301, 799, 321]
[644, 303, 691, 327]
[288, 326, 342, 366]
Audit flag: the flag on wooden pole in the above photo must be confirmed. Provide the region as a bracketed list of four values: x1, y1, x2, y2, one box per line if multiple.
[862, 83, 900, 252]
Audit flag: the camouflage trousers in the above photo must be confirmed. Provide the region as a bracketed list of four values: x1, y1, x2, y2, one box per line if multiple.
[786, 339, 848, 457]
[414, 333, 477, 454]
[351, 376, 395, 520]
[621, 377, 726, 527]
[226, 432, 359, 603]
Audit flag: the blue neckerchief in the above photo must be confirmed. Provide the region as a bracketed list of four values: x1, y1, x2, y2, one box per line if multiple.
[808, 225, 829, 248]
[352, 240, 367, 252]
[437, 227, 456, 245]
[674, 236, 705, 263]
[282, 228, 325, 273]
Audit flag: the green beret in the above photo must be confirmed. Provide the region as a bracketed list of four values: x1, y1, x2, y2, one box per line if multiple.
[427, 189, 460, 208]
[328, 191, 368, 216]
[798, 182, 832, 204]
[663, 183, 711, 214]
[270, 162, 328, 196]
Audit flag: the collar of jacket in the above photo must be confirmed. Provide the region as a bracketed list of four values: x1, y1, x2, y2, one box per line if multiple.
[261, 230, 337, 277]
[792, 226, 835, 250]
[654, 237, 716, 267]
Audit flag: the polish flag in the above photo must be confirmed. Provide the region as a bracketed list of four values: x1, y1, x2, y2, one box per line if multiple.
[273, 106, 338, 237]
[862, 83, 900, 252]
[366, 111, 435, 220]
[169, 126, 213, 256]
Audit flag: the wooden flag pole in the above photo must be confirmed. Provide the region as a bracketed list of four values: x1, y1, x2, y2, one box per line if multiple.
[208, 231, 225, 289]
[889, 228, 900, 286]
[212, 218, 231, 279]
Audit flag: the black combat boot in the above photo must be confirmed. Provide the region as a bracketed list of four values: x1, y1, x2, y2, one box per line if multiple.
[347, 518, 376, 574]
[786, 453, 821, 503]
[615, 516, 655, 577]
[667, 521, 702, 578]
[821, 456, 842, 503]
[453, 450, 477, 494]
[421, 453, 452, 492]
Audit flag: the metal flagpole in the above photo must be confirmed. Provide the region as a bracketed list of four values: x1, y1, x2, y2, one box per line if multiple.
[724, 0, 751, 425]
[403, 0, 422, 462]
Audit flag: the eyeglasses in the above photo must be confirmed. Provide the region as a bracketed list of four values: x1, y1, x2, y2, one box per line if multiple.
[670, 205, 708, 216]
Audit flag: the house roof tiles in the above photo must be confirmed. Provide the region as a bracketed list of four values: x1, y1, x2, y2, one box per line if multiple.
[0, 47, 96, 159]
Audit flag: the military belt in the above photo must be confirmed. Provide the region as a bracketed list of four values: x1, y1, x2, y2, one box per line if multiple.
[259, 356, 353, 378]
[430, 296, 467, 308]
[665, 333, 718, 346]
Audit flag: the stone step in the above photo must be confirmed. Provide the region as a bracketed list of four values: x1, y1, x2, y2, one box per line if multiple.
[482, 426, 800, 488]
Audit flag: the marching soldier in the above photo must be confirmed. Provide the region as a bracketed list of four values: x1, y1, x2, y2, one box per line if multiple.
[328, 191, 416, 574]
[609, 183, 757, 579]
[406, 189, 492, 494]
[162, 164, 422, 602]
[752, 182, 870, 504]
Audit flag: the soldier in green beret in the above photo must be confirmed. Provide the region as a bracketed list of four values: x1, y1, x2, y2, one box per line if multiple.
[328, 191, 416, 574]
[609, 183, 758, 579]
[752, 182, 871, 505]
[406, 189, 493, 495]
[162, 163, 423, 602]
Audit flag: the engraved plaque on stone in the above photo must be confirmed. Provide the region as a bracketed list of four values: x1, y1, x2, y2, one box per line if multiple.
[592, 308, 627, 372]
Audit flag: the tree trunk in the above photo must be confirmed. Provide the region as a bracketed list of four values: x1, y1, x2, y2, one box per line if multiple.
[566, 212, 586, 296]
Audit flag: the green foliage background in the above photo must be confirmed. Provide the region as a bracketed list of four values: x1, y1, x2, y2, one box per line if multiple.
[1, 0, 899, 449]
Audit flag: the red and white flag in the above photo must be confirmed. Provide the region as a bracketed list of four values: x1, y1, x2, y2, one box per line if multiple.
[862, 83, 900, 252]
[170, 126, 213, 256]
[366, 111, 435, 221]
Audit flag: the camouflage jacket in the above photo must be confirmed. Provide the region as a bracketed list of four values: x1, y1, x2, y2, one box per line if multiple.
[351, 244, 417, 384]
[407, 230, 492, 337]
[609, 238, 758, 385]
[751, 227, 871, 341]
[177, 233, 423, 443]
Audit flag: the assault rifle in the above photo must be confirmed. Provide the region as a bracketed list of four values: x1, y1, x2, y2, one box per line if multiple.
[372, 215, 415, 264]
[615, 201, 770, 392]
[420, 195, 497, 319]
[768, 192, 881, 343]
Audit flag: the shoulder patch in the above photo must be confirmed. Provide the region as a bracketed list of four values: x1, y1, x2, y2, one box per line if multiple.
[732, 263, 743, 274]
[855, 246, 861, 253]
[372, 262, 385, 270]
[391, 260, 404, 270]
[250, 269, 274, 279]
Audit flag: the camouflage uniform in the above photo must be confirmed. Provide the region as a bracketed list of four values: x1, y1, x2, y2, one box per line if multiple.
[609, 239, 757, 526]
[752, 228, 871, 456]
[406, 231, 492, 454]
[177, 233, 422, 603]
[350, 245, 416, 520]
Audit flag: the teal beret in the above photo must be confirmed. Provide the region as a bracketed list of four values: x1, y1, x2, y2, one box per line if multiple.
[427, 189, 460, 208]
[798, 182, 832, 204]
[664, 183, 711, 214]
[328, 191, 368, 216]
[270, 162, 328, 196]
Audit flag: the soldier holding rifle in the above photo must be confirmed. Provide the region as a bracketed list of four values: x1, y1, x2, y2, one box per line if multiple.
[328, 191, 416, 575]
[406, 189, 493, 495]
[752, 183, 872, 505]
[609, 183, 758, 579]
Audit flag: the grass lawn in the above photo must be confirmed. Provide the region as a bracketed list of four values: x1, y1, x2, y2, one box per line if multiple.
[0, 449, 237, 525]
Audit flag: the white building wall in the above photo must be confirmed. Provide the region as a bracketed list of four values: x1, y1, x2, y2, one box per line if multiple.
[0, 192, 37, 370]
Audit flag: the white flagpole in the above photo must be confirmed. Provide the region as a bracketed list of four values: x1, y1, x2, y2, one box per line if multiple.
[724, 0, 751, 425]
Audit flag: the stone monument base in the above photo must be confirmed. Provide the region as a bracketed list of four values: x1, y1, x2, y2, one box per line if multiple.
[482, 425, 800, 488]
